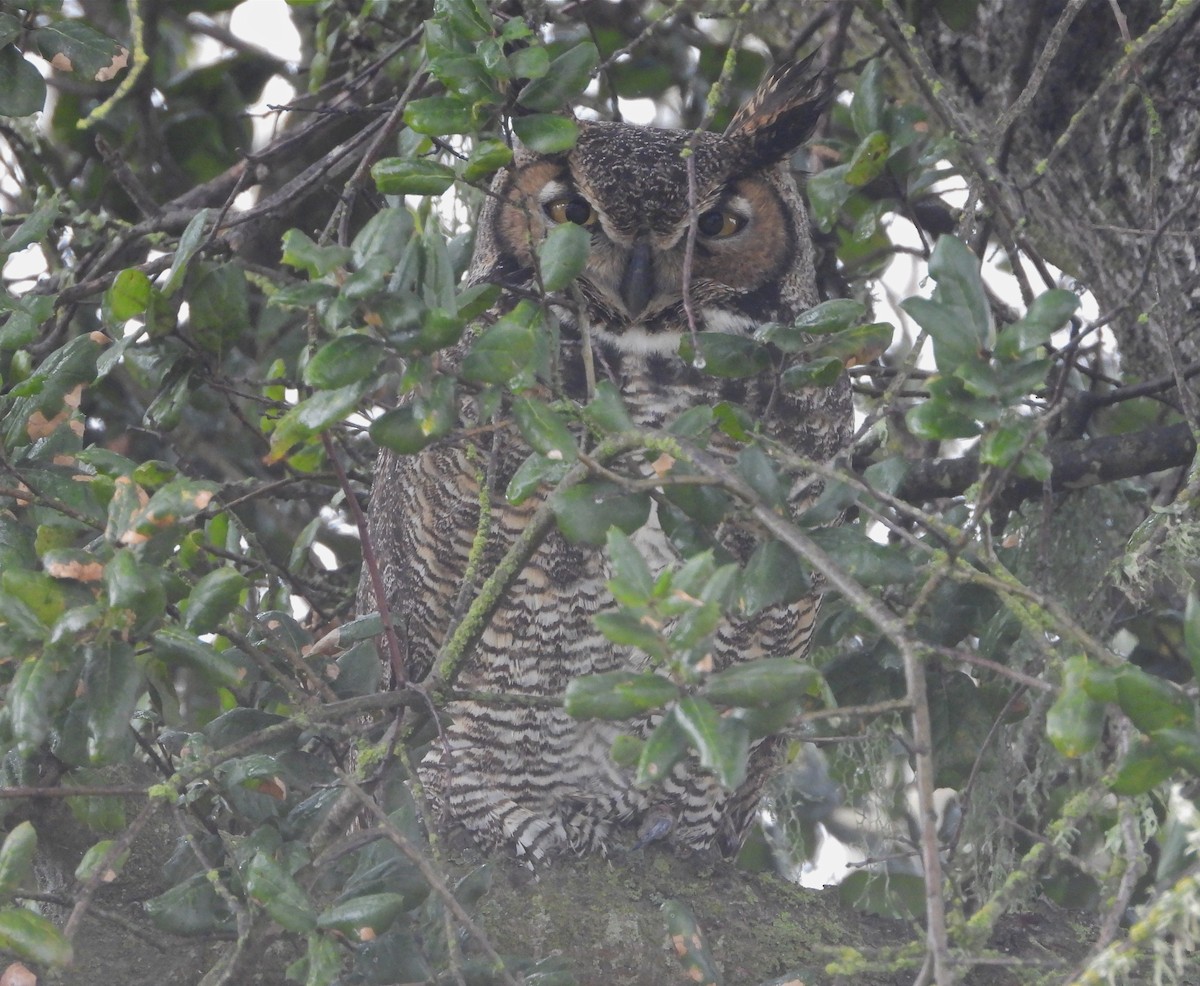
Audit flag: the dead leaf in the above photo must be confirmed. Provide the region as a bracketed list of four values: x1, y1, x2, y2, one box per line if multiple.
[94, 48, 129, 82]
[1, 961, 38, 986]
[651, 453, 675, 478]
[44, 557, 104, 582]
[25, 409, 67, 440]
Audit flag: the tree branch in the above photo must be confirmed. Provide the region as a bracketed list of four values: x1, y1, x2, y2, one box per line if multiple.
[892, 421, 1195, 505]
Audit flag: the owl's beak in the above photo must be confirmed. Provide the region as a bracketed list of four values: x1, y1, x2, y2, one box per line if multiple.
[619, 241, 654, 318]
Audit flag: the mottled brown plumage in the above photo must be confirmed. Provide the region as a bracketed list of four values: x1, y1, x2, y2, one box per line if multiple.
[360, 58, 851, 861]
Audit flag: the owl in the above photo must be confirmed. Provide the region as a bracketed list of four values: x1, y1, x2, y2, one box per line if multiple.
[360, 57, 852, 861]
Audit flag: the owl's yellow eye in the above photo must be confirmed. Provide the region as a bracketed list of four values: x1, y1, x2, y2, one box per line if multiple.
[544, 196, 596, 227]
[696, 208, 745, 238]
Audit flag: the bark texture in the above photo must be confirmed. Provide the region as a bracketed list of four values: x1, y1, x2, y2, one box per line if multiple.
[916, 0, 1200, 386]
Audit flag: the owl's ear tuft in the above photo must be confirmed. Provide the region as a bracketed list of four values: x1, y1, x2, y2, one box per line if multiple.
[723, 53, 832, 167]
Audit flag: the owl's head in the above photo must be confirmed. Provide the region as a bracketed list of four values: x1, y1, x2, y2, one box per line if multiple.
[471, 58, 831, 353]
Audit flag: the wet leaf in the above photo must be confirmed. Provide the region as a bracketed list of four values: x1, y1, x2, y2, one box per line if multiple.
[304, 334, 384, 390]
[245, 851, 315, 933]
[512, 114, 579, 153]
[517, 42, 598, 111]
[0, 44, 47, 117]
[371, 158, 456, 196]
[0, 822, 36, 896]
[538, 221, 590, 292]
[564, 671, 677, 719]
[1047, 656, 1104, 758]
[512, 396, 577, 462]
[552, 481, 650, 545]
[317, 892, 409, 939]
[0, 907, 73, 967]
[701, 658, 822, 709]
[182, 567, 248, 634]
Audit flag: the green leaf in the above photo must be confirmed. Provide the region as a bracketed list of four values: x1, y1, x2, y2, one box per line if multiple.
[74, 840, 129, 883]
[512, 114, 579, 153]
[412, 308, 465, 353]
[509, 45, 549, 80]
[979, 423, 1029, 469]
[738, 541, 811, 616]
[807, 527, 916, 586]
[183, 567, 248, 634]
[106, 268, 153, 320]
[636, 708, 689, 786]
[787, 299, 866, 337]
[3, 568, 66, 625]
[304, 334, 385, 389]
[675, 696, 747, 789]
[455, 282, 500, 320]
[144, 873, 233, 935]
[845, 130, 890, 187]
[900, 296, 983, 373]
[82, 640, 140, 762]
[461, 300, 542, 383]
[280, 228, 352, 278]
[610, 733, 644, 768]
[564, 671, 678, 719]
[662, 900, 721, 986]
[512, 396, 577, 462]
[463, 139, 514, 181]
[552, 481, 651, 545]
[737, 445, 785, 509]
[302, 932, 344, 986]
[188, 263, 250, 351]
[998, 288, 1080, 356]
[850, 60, 885, 137]
[267, 382, 369, 463]
[0, 13, 19, 47]
[0, 44, 48, 117]
[906, 396, 982, 441]
[1110, 739, 1174, 796]
[1115, 665, 1191, 734]
[928, 235, 992, 348]
[1047, 656, 1104, 758]
[371, 157, 456, 196]
[404, 94, 476, 135]
[605, 528, 654, 601]
[153, 628, 246, 691]
[517, 42, 598, 111]
[594, 612, 667, 660]
[1185, 593, 1200, 685]
[805, 322, 893, 367]
[163, 209, 210, 297]
[840, 869, 925, 921]
[317, 892, 409, 939]
[1149, 727, 1200, 776]
[0, 906, 73, 967]
[245, 851, 316, 933]
[679, 332, 770, 378]
[805, 164, 850, 233]
[779, 356, 844, 389]
[583, 380, 635, 433]
[32, 20, 128, 82]
[701, 658, 822, 709]
[10, 647, 82, 748]
[1, 191, 60, 256]
[506, 451, 570, 503]
[538, 220, 591, 292]
[0, 821, 37, 896]
[351, 207, 415, 268]
[371, 404, 435, 455]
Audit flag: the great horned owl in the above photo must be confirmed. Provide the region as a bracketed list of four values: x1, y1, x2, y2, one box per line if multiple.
[360, 58, 852, 861]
